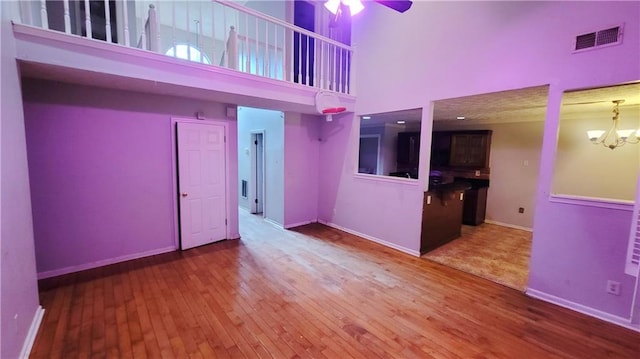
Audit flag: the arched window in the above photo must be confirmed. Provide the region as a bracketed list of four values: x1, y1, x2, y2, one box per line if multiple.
[165, 44, 211, 64]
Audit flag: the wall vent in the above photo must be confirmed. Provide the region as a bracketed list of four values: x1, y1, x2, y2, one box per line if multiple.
[574, 25, 623, 52]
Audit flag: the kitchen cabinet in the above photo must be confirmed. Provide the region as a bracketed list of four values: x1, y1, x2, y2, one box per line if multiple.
[430, 132, 452, 167]
[462, 186, 488, 225]
[449, 131, 492, 168]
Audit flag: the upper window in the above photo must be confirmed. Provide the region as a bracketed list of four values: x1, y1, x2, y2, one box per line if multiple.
[165, 45, 212, 64]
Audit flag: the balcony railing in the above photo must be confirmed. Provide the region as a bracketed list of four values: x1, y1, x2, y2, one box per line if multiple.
[18, 0, 354, 95]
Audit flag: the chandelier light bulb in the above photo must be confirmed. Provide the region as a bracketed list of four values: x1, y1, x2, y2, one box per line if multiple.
[585, 99, 639, 149]
[587, 130, 605, 142]
[616, 129, 635, 139]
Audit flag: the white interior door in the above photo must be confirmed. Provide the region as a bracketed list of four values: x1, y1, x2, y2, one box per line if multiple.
[177, 122, 227, 250]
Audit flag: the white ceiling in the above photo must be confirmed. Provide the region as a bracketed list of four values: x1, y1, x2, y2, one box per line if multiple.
[432, 83, 640, 125]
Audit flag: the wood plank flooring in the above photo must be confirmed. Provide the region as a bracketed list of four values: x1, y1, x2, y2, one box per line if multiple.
[31, 211, 639, 358]
[423, 223, 532, 291]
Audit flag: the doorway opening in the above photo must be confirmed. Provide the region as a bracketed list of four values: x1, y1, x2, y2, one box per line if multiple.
[421, 85, 549, 291]
[236, 106, 285, 238]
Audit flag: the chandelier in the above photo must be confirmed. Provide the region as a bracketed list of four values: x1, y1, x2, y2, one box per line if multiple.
[586, 100, 639, 150]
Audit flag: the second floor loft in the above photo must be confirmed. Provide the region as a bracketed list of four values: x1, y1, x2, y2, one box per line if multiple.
[15, 0, 356, 110]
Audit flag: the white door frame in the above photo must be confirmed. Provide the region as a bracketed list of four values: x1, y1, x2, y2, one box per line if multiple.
[171, 117, 232, 249]
[250, 130, 266, 216]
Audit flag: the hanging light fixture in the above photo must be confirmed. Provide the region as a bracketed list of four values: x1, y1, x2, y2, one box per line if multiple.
[586, 100, 639, 150]
[325, 0, 365, 16]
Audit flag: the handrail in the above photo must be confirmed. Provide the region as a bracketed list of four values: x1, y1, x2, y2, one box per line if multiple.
[213, 0, 352, 51]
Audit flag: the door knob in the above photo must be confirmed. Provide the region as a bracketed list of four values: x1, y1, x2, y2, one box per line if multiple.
[181, 192, 188, 197]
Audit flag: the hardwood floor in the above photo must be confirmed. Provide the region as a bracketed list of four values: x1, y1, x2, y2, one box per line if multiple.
[423, 223, 532, 291]
[32, 211, 639, 358]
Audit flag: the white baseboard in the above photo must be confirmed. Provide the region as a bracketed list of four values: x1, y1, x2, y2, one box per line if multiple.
[526, 288, 639, 332]
[284, 220, 317, 229]
[318, 220, 421, 257]
[20, 305, 45, 359]
[484, 220, 533, 232]
[37, 245, 177, 279]
[264, 217, 284, 229]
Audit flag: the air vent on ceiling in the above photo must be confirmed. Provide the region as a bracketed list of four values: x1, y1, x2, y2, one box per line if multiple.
[574, 25, 623, 52]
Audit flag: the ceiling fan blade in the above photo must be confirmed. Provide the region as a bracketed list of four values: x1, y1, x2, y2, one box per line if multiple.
[374, 0, 413, 13]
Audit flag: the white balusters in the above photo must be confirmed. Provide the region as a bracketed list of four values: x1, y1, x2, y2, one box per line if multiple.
[273, 26, 278, 79]
[344, 49, 350, 94]
[223, 5, 229, 67]
[84, 0, 92, 38]
[104, 0, 111, 42]
[243, 13, 249, 73]
[171, 1, 176, 56]
[22, 0, 353, 94]
[255, 17, 259, 75]
[185, 0, 190, 59]
[138, 0, 146, 50]
[155, 2, 161, 51]
[304, 35, 311, 86]
[285, 28, 291, 82]
[319, 41, 325, 90]
[332, 44, 337, 91]
[227, 26, 238, 70]
[297, 32, 302, 84]
[123, 0, 130, 46]
[350, 46, 356, 95]
[211, 2, 219, 64]
[147, 4, 158, 52]
[40, 0, 48, 29]
[63, 0, 71, 34]
[338, 47, 343, 93]
[264, 21, 269, 78]
[197, 1, 203, 63]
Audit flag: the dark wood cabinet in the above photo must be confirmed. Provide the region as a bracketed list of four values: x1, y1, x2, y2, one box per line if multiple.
[420, 189, 465, 254]
[430, 130, 492, 170]
[430, 132, 452, 167]
[449, 131, 492, 168]
[397, 132, 420, 167]
[462, 187, 488, 225]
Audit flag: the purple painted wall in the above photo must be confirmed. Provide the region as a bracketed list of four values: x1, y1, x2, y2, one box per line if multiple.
[284, 113, 320, 227]
[318, 112, 424, 253]
[327, 0, 640, 321]
[1, 2, 40, 358]
[22, 79, 238, 277]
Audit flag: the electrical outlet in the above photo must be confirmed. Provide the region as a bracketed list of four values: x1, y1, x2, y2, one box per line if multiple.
[606, 280, 621, 295]
[518, 207, 525, 214]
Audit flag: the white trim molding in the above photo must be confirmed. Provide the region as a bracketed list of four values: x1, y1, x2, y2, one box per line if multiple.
[318, 220, 421, 257]
[284, 220, 317, 229]
[37, 246, 176, 279]
[549, 194, 634, 211]
[526, 288, 639, 333]
[20, 305, 45, 359]
[484, 220, 533, 232]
